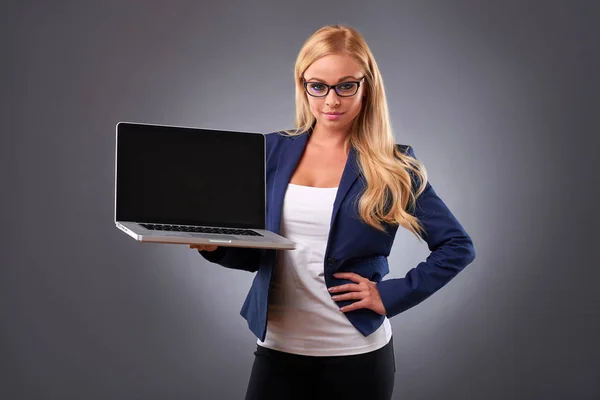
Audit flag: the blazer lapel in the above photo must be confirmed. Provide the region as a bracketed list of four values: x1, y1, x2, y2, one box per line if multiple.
[269, 132, 309, 234]
[329, 145, 360, 228]
[269, 130, 362, 235]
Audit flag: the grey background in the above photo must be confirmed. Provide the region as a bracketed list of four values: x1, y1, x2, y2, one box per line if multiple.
[3, 1, 598, 399]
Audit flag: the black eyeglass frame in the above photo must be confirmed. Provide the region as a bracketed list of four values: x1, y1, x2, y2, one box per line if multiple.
[302, 77, 366, 97]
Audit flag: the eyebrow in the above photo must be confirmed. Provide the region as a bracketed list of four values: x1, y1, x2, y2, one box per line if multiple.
[305, 75, 360, 83]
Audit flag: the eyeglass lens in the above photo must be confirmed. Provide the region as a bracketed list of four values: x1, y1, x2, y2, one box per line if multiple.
[305, 82, 359, 97]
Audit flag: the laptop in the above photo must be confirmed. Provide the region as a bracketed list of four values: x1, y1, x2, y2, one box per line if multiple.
[114, 121, 296, 250]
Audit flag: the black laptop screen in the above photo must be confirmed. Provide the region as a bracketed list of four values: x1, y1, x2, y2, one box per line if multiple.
[115, 123, 266, 229]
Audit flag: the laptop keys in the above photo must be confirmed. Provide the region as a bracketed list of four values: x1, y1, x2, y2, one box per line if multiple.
[140, 223, 263, 236]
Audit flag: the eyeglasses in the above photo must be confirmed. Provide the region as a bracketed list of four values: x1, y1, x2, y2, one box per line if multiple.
[303, 77, 365, 97]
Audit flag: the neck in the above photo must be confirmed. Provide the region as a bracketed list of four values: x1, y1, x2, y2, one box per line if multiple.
[309, 123, 351, 150]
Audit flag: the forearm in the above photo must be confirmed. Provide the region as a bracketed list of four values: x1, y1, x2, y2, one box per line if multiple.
[198, 246, 262, 273]
[377, 234, 475, 317]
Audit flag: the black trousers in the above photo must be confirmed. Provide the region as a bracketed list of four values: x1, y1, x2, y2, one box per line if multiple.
[244, 338, 396, 400]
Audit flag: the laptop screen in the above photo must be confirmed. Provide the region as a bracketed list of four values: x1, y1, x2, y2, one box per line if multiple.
[115, 123, 265, 229]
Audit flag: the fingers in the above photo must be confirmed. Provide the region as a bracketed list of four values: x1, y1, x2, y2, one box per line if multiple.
[339, 298, 369, 312]
[333, 272, 365, 283]
[333, 288, 387, 315]
[331, 291, 364, 301]
[189, 244, 219, 252]
[328, 283, 363, 293]
[328, 278, 387, 315]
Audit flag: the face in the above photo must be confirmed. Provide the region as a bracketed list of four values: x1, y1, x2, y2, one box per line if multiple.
[302, 53, 366, 133]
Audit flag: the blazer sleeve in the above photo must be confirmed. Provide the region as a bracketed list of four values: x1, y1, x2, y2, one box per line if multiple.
[198, 247, 263, 273]
[376, 145, 476, 318]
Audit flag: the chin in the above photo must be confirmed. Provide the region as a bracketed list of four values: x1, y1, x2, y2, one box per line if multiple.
[320, 118, 353, 130]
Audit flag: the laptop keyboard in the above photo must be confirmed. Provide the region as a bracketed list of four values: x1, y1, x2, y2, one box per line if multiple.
[140, 223, 263, 236]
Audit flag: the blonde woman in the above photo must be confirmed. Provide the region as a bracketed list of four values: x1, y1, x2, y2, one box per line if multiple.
[192, 25, 475, 400]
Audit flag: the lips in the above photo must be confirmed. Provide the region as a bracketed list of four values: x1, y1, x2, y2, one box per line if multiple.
[323, 111, 344, 121]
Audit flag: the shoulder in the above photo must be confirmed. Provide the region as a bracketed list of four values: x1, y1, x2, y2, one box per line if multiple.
[264, 130, 294, 144]
[264, 128, 308, 156]
[394, 143, 427, 190]
[395, 143, 416, 158]
[265, 128, 307, 141]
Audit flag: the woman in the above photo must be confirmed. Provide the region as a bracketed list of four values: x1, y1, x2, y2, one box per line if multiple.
[191, 25, 475, 400]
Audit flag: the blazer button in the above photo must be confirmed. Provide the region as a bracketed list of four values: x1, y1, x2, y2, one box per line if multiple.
[326, 257, 336, 266]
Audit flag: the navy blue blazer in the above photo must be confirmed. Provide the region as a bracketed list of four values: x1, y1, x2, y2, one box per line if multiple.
[200, 129, 476, 342]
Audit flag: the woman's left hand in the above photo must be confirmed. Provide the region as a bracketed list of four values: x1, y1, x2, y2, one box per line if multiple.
[329, 272, 387, 316]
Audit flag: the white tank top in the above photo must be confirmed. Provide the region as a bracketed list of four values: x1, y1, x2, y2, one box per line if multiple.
[257, 183, 392, 356]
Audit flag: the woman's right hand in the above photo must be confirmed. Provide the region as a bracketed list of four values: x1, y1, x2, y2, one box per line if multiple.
[189, 244, 219, 252]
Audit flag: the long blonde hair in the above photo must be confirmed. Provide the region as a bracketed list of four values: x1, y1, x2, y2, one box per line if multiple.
[283, 25, 428, 238]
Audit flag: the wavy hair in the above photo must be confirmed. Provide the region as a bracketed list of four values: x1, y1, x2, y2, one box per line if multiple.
[282, 25, 428, 238]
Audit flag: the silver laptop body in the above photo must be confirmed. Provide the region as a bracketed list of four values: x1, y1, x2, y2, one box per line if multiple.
[114, 121, 296, 250]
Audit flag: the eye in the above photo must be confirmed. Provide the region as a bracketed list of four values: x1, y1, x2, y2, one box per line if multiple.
[308, 83, 326, 93]
[337, 82, 357, 92]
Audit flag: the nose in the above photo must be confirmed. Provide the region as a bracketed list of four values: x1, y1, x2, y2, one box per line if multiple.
[325, 89, 340, 107]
